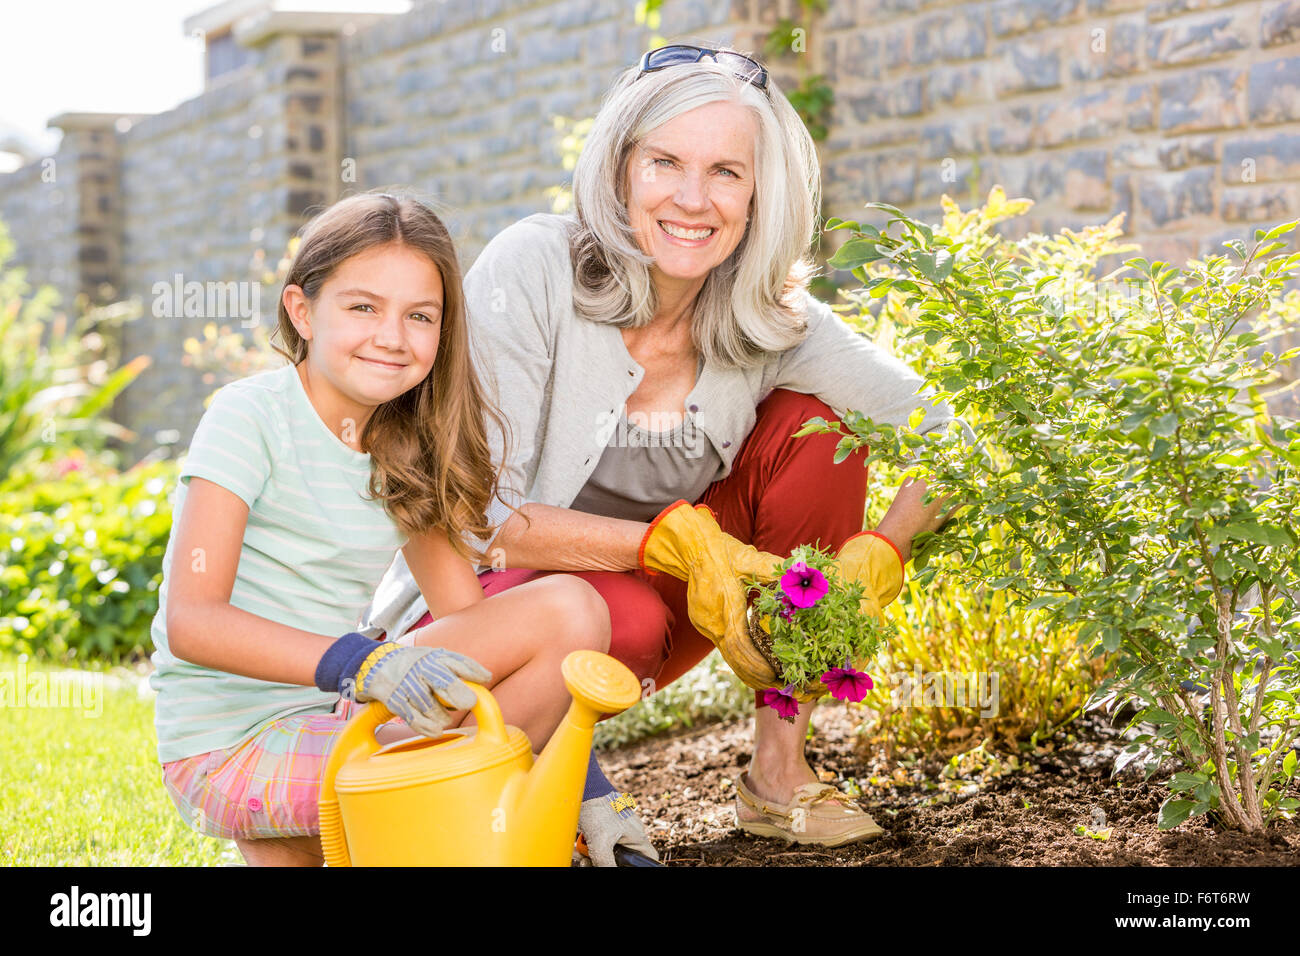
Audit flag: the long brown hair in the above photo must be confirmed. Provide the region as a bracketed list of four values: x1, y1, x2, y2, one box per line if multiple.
[271, 191, 513, 562]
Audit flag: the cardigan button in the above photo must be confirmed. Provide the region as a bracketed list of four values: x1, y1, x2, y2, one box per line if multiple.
[689, 404, 698, 413]
[722, 440, 731, 448]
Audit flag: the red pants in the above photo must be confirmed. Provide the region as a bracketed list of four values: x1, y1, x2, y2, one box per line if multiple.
[401, 388, 869, 708]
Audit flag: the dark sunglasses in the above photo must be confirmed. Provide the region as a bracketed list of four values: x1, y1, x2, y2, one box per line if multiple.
[636, 44, 769, 93]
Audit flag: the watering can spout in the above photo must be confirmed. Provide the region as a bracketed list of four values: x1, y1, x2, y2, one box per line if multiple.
[507, 651, 642, 851]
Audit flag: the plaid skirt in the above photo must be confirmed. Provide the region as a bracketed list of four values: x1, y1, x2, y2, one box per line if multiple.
[159, 696, 406, 841]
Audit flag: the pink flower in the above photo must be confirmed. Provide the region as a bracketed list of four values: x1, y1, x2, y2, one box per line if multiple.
[821, 666, 874, 703]
[55, 453, 85, 477]
[780, 561, 828, 609]
[777, 594, 796, 622]
[760, 685, 800, 722]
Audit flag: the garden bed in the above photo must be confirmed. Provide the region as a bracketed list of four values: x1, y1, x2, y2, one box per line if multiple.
[604, 705, 1300, 866]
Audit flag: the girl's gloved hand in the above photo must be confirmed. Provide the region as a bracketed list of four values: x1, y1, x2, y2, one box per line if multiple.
[315, 632, 491, 737]
[577, 791, 659, 868]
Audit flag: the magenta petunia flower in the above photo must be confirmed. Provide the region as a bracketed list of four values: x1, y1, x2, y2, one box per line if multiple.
[760, 685, 800, 722]
[821, 666, 874, 703]
[777, 594, 796, 622]
[780, 561, 828, 609]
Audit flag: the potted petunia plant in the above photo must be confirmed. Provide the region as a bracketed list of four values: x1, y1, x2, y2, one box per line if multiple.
[746, 544, 896, 720]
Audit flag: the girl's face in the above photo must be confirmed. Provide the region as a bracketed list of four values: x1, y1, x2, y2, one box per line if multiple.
[283, 241, 443, 433]
[624, 100, 757, 292]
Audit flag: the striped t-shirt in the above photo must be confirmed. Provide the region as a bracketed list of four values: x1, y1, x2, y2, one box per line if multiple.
[149, 362, 407, 763]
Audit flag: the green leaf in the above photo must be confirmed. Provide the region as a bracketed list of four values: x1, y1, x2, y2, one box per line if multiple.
[863, 201, 905, 219]
[828, 238, 883, 271]
[1158, 798, 1197, 830]
[933, 249, 955, 281]
[1114, 366, 1158, 383]
[1223, 519, 1292, 549]
[1284, 749, 1297, 778]
[1150, 413, 1179, 437]
[1169, 772, 1206, 793]
[1260, 220, 1298, 241]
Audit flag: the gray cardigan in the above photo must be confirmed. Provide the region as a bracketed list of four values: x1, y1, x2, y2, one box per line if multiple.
[356, 212, 956, 638]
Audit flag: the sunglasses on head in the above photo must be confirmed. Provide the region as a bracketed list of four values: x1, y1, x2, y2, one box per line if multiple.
[636, 44, 769, 93]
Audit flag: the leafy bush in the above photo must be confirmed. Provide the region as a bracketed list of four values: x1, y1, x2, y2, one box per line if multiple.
[0, 220, 149, 474]
[808, 191, 1114, 757]
[0, 455, 177, 663]
[856, 561, 1106, 760]
[816, 189, 1300, 831]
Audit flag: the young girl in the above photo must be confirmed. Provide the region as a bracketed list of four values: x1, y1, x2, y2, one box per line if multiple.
[149, 192, 614, 866]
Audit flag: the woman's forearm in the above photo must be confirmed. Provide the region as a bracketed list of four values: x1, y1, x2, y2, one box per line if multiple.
[488, 502, 649, 573]
[873, 475, 957, 564]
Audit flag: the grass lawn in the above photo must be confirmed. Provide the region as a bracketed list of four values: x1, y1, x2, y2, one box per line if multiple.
[0, 652, 239, 866]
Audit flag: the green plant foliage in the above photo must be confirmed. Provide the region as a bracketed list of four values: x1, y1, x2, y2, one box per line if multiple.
[0, 455, 177, 663]
[0, 220, 149, 474]
[747, 543, 893, 692]
[810, 188, 1300, 831]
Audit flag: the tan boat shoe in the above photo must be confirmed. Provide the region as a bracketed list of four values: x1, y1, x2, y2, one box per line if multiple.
[734, 771, 885, 847]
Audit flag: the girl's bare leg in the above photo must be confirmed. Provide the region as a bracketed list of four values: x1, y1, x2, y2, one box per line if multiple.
[235, 835, 323, 866]
[404, 574, 612, 746]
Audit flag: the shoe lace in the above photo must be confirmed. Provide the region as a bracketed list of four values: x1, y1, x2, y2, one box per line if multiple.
[802, 784, 856, 808]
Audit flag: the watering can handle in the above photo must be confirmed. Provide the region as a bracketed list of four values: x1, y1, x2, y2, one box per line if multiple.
[318, 685, 507, 867]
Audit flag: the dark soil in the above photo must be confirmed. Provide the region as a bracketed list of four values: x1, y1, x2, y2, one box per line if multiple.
[602, 704, 1300, 866]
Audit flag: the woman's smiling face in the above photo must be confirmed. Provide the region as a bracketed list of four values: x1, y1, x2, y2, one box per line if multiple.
[625, 99, 757, 290]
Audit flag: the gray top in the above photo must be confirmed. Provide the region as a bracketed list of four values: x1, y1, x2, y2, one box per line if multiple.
[568, 356, 725, 522]
[357, 212, 964, 637]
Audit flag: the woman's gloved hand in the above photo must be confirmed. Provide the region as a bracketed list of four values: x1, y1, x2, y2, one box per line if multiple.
[639, 500, 785, 690]
[315, 632, 491, 737]
[576, 791, 659, 868]
[833, 530, 906, 618]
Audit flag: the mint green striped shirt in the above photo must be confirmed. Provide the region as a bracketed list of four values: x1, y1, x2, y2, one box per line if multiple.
[149, 363, 407, 763]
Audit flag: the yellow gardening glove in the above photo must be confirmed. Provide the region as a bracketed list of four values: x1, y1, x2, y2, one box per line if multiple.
[834, 530, 905, 620]
[638, 500, 785, 690]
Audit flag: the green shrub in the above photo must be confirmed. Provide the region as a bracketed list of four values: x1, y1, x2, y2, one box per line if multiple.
[807, 190, 1116, 757]
[0, 220, 149, 474]
[0, 456, 177, 663]
[815, 189, 1300, 831]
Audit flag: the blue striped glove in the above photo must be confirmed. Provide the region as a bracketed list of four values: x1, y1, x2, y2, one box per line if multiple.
[315, 633, 491, 737]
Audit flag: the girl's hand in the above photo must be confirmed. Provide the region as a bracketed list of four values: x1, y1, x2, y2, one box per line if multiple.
[316, 633, 491, 737]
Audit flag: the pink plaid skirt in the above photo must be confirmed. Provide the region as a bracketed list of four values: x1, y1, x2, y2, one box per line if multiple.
[160, 697, 407, 841]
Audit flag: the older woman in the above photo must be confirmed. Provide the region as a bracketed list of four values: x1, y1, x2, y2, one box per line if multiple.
[362, 45, 956, 865]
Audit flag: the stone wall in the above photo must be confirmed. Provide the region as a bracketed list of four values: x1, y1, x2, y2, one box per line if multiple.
[0, 0, 1296, 458]
[114, 30, 344, 446]
[817, 0, 1300, 272]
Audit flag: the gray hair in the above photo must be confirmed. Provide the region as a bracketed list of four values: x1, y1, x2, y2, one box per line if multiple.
[568, 56, 821, 369]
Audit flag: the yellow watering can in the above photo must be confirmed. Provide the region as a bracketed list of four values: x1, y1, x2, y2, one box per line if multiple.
[318, 649, 642, 866]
